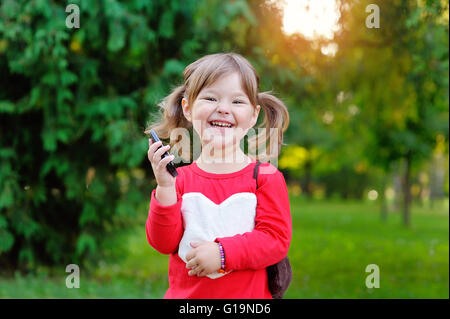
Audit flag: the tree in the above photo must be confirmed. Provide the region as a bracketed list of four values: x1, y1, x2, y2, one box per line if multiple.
[0, 0, 260, 270]
[331, 0, 449, 226]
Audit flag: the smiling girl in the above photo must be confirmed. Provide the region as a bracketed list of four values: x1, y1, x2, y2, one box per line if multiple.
[145, 52, 291, 299]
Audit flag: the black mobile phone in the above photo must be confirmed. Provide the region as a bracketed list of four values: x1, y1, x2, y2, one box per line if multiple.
[148, 130, 178, 177]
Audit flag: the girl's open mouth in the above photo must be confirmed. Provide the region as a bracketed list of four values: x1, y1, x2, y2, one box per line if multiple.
[207, 121, 235, 132]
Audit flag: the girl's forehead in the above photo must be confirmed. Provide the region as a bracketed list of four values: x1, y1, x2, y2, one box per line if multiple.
[199, 73, 248, 94]
[201, 87, 247, 96]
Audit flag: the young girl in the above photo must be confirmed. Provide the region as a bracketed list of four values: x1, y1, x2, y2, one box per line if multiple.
[145, 52, 292, 299]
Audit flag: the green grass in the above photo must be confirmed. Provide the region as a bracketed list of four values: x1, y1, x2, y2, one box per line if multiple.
[285, 197, 449, 298]
[0, 197, 448, 298]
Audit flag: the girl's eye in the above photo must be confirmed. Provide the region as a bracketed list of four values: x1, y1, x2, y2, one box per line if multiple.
[204, 97, 216, 102]
[233, 100, 244, 104]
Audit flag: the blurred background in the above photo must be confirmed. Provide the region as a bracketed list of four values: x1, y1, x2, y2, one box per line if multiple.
[0, 0, 448, 298]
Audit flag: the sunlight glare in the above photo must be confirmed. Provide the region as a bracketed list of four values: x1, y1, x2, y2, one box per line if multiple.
[281, 0, 341, 40]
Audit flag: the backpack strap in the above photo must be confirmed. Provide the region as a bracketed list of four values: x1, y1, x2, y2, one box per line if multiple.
[253, 160, 262, 190]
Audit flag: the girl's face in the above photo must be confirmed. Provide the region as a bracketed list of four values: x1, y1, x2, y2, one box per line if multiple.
[182, 72, 260, 150]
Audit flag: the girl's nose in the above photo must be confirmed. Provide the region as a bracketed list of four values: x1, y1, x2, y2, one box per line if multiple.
[216, 103, 231, 114]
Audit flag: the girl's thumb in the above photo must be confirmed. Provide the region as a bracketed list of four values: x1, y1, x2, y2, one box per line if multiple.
[190, 242, 199, 248]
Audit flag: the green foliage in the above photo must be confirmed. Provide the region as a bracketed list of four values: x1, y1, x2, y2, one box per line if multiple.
[0, 0, 267, 270]
[332, 0, 449, 170]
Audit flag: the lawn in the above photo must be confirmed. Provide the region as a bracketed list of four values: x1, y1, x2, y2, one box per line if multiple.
[0, 196, 448, 298]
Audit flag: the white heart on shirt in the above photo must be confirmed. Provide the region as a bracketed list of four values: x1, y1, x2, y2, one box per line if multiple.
[178, 192, 257, 279]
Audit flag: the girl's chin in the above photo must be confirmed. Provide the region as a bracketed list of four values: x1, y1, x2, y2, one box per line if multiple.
[201, 134, 237, 148]
[202, 126, 236, 138]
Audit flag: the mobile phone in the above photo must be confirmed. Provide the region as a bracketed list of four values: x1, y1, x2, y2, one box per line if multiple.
[148, 130, 178, 177]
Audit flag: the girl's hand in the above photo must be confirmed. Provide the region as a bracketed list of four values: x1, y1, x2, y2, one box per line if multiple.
[185, 241, 221, 277]
[147, 138, 176, 187]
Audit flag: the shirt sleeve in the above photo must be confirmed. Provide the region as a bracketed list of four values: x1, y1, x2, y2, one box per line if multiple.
[145, 174, 184, 255]
[215, 167, 292, 271]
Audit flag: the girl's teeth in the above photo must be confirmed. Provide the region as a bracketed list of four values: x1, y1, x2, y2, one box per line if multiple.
[211, 122, 232, 128]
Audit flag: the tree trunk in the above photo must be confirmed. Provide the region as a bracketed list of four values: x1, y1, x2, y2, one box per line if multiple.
[380, 173, 388, 222]
[429, 153, 446, 209]
[391, 161, 402, 212]
[402, 156, 412, 227]
[302, 159, 313, 199]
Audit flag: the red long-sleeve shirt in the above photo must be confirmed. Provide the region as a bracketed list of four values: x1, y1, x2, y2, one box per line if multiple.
[145, 158, 292, 299]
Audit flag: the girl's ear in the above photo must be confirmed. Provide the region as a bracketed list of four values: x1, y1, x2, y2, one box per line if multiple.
[251, 104, 261, 127]
[182, 98, 191, 122]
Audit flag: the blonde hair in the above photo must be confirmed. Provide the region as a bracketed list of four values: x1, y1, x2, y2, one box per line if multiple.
[144, 52, 290, 162]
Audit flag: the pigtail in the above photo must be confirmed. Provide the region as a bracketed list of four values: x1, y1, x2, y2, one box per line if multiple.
[248, 91, 290, 161]
[144, 84, 190, 147]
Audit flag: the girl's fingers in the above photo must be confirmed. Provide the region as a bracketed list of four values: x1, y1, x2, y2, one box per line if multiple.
[196, 268, 207, 277]
[150, 146, 166, 165]
[152, 143, 167, 159]
[193, 267, 204, 277]
[186, 250, 195, 262]
[156, 154, 175, 171]
[147, 140, 162, 161]
[187, 262, 201, 276]
[148, 141, 165, 159]
[153, 144, 171, 162]
[186, 258, 197, 269]
[188, 269, 197, 276]
[190, 242, 200, 248]
[149, 140, 162, 152]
